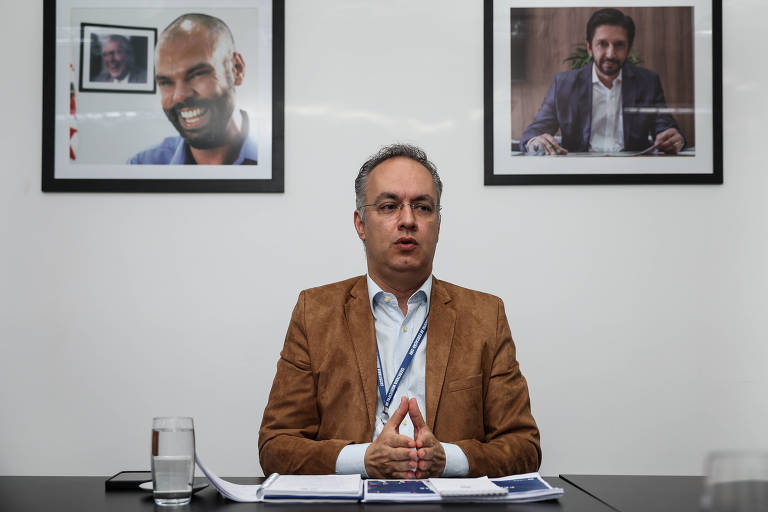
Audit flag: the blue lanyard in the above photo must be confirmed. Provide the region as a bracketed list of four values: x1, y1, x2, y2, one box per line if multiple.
[376, 314, 429, 417]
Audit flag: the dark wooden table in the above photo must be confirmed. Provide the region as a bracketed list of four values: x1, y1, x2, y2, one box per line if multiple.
[0, 476, 613, 512]
[560, 474, 704, 512]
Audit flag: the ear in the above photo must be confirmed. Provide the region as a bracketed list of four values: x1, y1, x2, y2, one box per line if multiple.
[353, 209, 366, 242]
[585, 39, 593, 58]
[231, 52, 245, 86]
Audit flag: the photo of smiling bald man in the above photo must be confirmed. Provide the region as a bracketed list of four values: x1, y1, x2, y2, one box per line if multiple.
[129, 13, 257, 166]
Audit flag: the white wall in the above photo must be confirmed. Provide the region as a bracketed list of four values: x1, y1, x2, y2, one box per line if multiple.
[1, 0, 766, 477]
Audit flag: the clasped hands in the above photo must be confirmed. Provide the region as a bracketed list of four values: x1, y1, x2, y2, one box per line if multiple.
[364, 396, 446, 479]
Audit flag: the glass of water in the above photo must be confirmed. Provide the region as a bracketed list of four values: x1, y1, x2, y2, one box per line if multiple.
[151, 417, 195, 506]
[701, 451, 768, 512]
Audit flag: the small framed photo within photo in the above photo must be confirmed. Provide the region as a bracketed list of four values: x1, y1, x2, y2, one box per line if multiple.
[42, 0, 285, 193]
[484, 0, 723, 185]
[79, 23, 157, 94]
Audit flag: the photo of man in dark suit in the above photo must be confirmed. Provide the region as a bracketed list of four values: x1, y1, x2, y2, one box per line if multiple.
[520, 8, 685, 155]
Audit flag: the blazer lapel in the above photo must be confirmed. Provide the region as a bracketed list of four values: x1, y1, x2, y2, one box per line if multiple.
[425, 278, 456, 430]
[344, 276, 378, 433]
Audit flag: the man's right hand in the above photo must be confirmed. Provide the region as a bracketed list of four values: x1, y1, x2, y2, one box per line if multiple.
[526, 134, 568, 155]
[364, 396, 419, 479]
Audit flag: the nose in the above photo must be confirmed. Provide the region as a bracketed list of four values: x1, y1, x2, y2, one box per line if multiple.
[398, 204, 417, 230]
[171, 80, 194, 106]
[606, 44, 616, 58]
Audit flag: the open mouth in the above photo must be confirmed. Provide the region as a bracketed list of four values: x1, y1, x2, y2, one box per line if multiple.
[177, 107, 209, 129]
[394, 237, 418, 250]
[105, 64, 123, 75]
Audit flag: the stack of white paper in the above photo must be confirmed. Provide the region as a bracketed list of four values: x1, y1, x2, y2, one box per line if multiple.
[261, 473, 363, 501]
[428, 476, 508, 497]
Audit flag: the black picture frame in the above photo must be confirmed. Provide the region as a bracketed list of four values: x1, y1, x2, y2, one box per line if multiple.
[484, 1, 723, 185]
[42, 0, 285, 193]
[79, 22, 157, 94]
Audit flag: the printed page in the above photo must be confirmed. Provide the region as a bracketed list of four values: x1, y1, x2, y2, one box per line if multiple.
[428, 476, 507, 497]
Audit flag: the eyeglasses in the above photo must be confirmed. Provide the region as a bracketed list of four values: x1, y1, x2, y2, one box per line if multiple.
[360, 201, 441, 218]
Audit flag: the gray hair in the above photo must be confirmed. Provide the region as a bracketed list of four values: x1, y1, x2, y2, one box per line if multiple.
[102, 34, 132, 56]
[355, 143, 443, 222]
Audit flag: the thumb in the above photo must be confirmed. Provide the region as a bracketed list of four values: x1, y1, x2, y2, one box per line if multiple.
[385, 396, 409, 431]
[408, 398, 426, 429]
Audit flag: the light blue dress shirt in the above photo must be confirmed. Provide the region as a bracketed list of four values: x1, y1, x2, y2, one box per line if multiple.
[128, 110, 258, 165]
[334, 275, 470, 477]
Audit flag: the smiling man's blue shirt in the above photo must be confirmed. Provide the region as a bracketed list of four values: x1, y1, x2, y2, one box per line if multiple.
[129, 110, 258, 165]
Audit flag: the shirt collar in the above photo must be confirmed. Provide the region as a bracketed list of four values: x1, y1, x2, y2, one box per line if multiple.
[591, 63, 623, 88]
[233, 110, 258, 164]
[367, 274, 432, 313]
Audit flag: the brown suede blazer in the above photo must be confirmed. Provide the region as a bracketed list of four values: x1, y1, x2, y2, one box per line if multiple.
[258, 276, 541, 477]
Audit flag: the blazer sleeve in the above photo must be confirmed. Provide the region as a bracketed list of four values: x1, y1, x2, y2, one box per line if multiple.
[258, 291, 353, 474]
[650, 73, 684, 145]
[454, 299, 542, 477]
[520, 78, 560, 152]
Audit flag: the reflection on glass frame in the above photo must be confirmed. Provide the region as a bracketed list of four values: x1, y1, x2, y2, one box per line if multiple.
[79, 23, 157, 94]
[43, 0, 285, 192]
[484, 0, 723, 185]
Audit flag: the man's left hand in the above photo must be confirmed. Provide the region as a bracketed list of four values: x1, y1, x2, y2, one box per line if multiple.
[654, 128, 684, 154]
[407, 398, 446, 478]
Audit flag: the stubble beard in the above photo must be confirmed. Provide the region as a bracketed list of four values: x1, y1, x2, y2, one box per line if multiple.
[596, 57, 623, 78]
[164, 86, 237, 150]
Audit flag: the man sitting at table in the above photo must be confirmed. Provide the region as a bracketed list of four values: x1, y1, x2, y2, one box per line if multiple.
[258, 143, 541, 478]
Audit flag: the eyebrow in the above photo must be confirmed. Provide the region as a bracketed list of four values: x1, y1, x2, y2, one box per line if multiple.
[372, 192, 436, 203]
[156, 63, 214, 83]
[185, 63, 214, 76]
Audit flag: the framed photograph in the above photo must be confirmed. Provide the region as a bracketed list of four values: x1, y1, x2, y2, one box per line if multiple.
[79, 23, 157, 94]
[43, 0, 285, 192]
[484, 0, 722, 185]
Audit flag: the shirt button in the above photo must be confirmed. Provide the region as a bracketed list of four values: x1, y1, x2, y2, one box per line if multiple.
[403, 326, 408, 332]
[384, 296, 391, 303]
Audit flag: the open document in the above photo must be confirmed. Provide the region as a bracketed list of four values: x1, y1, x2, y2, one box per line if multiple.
[195, 454, 263, 502]
[195, 455, 362, 502]
[363, 473, 564, 503]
